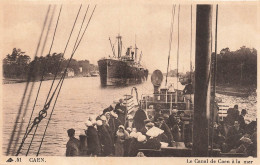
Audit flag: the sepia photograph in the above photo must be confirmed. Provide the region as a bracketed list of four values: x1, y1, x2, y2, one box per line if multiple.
[0, 0, 258, 164]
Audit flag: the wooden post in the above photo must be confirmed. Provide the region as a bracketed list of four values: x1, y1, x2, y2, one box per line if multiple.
[192, 5, 212, 157]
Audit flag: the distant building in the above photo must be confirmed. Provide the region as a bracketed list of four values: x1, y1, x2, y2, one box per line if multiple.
[67, 68, 74, 77]
[79, 67, 82, 73]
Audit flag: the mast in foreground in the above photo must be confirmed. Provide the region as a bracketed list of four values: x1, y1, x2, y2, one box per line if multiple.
[192, 4, 212, 157]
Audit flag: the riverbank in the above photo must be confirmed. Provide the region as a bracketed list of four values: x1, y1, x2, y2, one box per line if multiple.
[216, 85, 256, 97]
[2, 75, 89, 84]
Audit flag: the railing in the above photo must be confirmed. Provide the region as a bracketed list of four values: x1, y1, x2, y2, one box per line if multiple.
[140, 93, 194, 117]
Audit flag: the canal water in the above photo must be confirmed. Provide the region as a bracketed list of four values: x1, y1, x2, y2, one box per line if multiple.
[2, 76, 257, 156]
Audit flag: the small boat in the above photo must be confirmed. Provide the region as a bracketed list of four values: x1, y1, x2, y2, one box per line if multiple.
[90, 71, 99, 77]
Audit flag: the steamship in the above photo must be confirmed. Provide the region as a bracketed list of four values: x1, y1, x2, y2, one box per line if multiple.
[98, 35, 148, 86]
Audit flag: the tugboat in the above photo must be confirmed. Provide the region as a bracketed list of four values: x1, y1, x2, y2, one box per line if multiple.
[98, 35, 148, 86]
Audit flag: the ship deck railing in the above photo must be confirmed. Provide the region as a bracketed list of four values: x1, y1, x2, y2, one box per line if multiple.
[140, 93, 194, 115]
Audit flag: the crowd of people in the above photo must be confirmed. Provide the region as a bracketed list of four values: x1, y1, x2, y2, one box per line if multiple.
[66, 100, 257, 157]
[211, 105, 257, 156]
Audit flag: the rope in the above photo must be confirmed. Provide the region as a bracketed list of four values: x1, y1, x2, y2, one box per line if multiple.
[44, 4, 82, 105]
[36, 5, 97, 156]
[176, 5, 180, 102]
[13, 5, 57, 156]
[6, 5, 51, 156]
[72, 5, 89, 53]
[16, 5, 61, 156]
[189, 5, 193, 83]
[165, 4, 176, 87]
[25, 5, 83, 155]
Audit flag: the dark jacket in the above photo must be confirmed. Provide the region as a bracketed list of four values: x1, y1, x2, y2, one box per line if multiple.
[133, 109, 147, 132]
[115, 104, 127, 125]
[66, 137, 80, 156]
[226, 126, 243, 150]
[128, 138, 139, 157]
[159, 122, 173, 143]
[97, 125, 113, 156]
[144, 137, 161, 150]
[183, 83, 193, 94]
[86, 126, 101, 155]
[238, 115, 246, 131]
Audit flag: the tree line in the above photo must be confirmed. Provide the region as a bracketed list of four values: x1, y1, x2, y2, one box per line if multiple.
[173, 46, 257, 87]
[214, 46, 257, 87]
[3, 48, 98, 79]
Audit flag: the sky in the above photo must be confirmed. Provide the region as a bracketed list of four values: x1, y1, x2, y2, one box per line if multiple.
[0, 1, 258, 73]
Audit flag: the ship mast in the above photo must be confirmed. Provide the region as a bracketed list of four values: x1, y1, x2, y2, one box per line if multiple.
[135, 35, 138, 61]
[117, 34, 122, 58]
[192, 5, 212, 157]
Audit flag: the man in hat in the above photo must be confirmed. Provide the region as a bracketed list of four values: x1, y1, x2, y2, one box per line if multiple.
[66, 128, 80, 156]
[238, 109, 247, 133]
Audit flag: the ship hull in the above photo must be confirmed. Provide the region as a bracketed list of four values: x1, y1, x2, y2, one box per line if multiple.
[98, 59, 148, 86]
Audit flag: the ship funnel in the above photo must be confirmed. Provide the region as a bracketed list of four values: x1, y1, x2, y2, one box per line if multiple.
[151, 70, 163, 94]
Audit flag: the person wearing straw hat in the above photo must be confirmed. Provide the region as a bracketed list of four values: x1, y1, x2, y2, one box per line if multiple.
[85, 120, 101, 156]
[66, 128, 80, 156]
[115, 125, 130, 156]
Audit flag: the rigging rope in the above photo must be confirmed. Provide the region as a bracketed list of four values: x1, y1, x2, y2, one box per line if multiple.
[6, 5, 51, 156]
[13, 5, 57, 156]
[176, 5, 180, 102]
[165, 4, 176, 87]
[16, 5, 61, 156]
[36, 5, 96, 155]
[25, 4, 83, 155]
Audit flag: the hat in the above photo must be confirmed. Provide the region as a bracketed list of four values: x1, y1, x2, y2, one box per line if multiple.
[100, 115, 107, 121]
[127, 115, 133, 120]
[163, 114, 169, 119]
[146, 126, 164, 138]
[132, 128, 137, 132]
[67, 128, 75, 136]
[118, 125, 125, 130]
[85, 120, 93, 127]
[137, 134, 147, 142]
[119, 99, 124, 103]
[96, 120, 102, 126]
[89, 115, 95, 121]
[241, 109, 247, 114]
[145, 122, 154, 128]
[110, 111, 118, 118]
[92, 120, 97, 125]
[136, 132, 142, 137]
[130, 132, 138, 138]
[144, 119, 151, 124]
[105, 112, 110, 116]
[158, 117, 164, 121]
